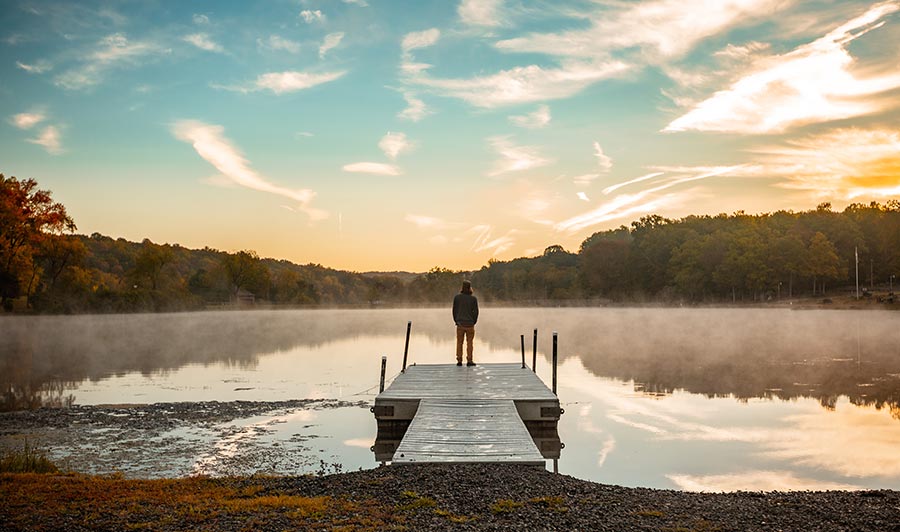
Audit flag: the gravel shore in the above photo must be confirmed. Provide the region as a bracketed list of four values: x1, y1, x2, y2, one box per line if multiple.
[257, 464, 900, 531]
[6, 464, 898, 531]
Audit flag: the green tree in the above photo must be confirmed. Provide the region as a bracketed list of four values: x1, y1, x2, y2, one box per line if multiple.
[806, 232, 842, 295]
[222, 250, 271, 300]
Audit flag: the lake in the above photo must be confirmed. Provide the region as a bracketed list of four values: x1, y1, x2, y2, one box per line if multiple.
[2, 307, 899, 491]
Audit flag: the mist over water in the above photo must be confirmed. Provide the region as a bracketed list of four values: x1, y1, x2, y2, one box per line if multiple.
[2, 307, 899, 489]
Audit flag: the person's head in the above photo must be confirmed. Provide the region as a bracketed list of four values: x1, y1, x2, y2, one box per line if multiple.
[461, 280, 472, 294]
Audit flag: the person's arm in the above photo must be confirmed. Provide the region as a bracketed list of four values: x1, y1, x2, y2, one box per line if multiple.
[473, 297, 479, 325]
[452, 295, 459, 325]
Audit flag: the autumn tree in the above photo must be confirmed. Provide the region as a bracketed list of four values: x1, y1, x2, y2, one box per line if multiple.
[222, 250, 271, 300]
[0, 175, 75, 310]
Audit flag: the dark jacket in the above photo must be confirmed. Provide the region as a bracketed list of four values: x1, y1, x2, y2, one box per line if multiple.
[452, 292, 479, 326]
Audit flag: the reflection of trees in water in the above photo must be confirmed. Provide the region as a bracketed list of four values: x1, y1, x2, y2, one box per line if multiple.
[2, 308, 899, 415]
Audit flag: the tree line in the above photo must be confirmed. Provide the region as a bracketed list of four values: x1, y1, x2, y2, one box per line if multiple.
[2, 173, 898, 313]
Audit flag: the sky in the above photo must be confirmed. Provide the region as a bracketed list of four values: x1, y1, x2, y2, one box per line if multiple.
[2, 0, 900, 272]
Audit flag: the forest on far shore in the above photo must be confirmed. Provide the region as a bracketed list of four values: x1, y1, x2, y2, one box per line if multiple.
[2, 173, 899, 313]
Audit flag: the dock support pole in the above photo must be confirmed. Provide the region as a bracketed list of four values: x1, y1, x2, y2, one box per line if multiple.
[379, 355, 387, 393]
[402, 321, 411, 373]
[532, 328, 538, 373]
[520, 334, 526, 368]
[552, 331, 558, 395]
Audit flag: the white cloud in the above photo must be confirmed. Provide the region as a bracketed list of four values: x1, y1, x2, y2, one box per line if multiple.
[343, 0, 368, 6]
[27, 125, 63, 155]
[192, 13, 210, 25]
[459, 0, 504, 27]
[665, 2, 900, 134]
[401, 28, 440, 54]
[260, 35, 301, 54]
[16, 60, 52, 74]
[378, 132, 413, 160]
[487, 136, 552, 177]
[319, 32, 344, 59]
[577, 191, 590, 202]
[184, 33, 224, 53]
[397, 91, 431, 121]
[300, 9, 324, 23]
[509, 104, 551, 129]
[408, 60, 630, 108]
[171, 120, 326, 221]
[593, 141, 613, 172]
[55, 33, 167, 90]
[342, 162, 401, 176]
[219, 71, 346, 94]
[495, 0, 788, 60]
[10, 111, 46, 130]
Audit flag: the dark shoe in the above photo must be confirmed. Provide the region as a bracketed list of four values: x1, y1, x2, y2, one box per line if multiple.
[466, 361, 476, 367]
[457, 361, 462, 366]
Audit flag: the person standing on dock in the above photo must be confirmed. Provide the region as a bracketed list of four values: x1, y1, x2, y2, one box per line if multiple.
[452, 280, 479, 367]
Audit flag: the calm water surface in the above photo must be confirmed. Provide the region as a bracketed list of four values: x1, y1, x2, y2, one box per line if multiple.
[3, 307, 899, 491]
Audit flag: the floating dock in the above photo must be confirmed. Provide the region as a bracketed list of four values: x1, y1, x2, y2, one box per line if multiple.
[372, 363, 562, 464]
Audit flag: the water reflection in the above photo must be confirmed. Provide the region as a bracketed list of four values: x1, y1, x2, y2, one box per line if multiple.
[2, 308, 900, 416]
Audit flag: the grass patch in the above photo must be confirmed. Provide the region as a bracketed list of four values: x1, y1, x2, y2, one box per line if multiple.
[490, 499, 524, 514]
[0, 440, 58, 474]
[0, 473, 403, 531]
[529, 495, 568, 513]
[397, 490, 436, 511]
[435, 508, 476, 523]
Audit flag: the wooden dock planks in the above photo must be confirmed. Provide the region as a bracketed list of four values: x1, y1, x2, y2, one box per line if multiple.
[392, 399, 544, 464]
[374, 363, 560, 464]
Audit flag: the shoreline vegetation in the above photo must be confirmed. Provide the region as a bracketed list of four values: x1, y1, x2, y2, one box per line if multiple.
[3, 173, 899, 315]
[3, 464, 899, 531]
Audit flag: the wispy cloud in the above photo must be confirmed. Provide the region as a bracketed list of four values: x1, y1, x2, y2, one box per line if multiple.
[405, 214, 463, 231]
[171, 120, 326, 221]
[184, 33, 224, 53]
[459, 0, 504, 27]
[495, 0, 788, 61]
[218, 70, 347, 94]
[401, 28, 440, 54]
[55, 33, 167, 90]
[397, 91, 431, 121]
[16, 60, 52, 74]
[378, 132, 413, 160]
[487, 136, 552, 176]
[408, 61, 630, 108]
[9, 111, 46, 130]
[509, 104, 550, 129]
[342, 162, 401, 176]
[192, 13, 209, 25]
[319, 32, 344, 59]
[469, 225, 517, 255]
[747, 127, 900, 200]
[665, 2, 900, 134]
[27, 125, 63, 155]
[300, 9, 325, 24]
[259, 35, 301, 54]
[602, 172, 665, 195]
[593, 141, 613, 173]
[556, 167, 740, 233]
[577, 191, 590, 202]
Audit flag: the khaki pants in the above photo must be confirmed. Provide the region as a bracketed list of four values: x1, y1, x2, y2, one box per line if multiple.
[456, 325, 475, 363]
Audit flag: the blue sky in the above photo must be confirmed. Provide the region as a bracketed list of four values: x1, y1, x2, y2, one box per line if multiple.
[2, 0, 900, 271]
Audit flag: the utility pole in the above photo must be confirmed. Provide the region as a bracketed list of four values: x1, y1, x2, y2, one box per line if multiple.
[855, 246, 859, 299]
